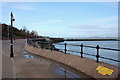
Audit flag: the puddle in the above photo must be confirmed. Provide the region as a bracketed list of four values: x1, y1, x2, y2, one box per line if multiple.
[22, 55, 34, 59]
[20, 50, 91, 78]
[22, 51, 29, 54]
[60, 67, 80, 78]
[56, 64, 80, 78]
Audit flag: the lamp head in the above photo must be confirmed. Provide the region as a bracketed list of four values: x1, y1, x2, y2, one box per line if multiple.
[13, 18, 15, 21]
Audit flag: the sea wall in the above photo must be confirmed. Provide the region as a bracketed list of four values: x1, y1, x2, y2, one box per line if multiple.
[25, 43, 119, 79]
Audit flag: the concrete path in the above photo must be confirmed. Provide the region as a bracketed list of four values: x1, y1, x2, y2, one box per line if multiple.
[2, 40, 15, 78]
[2, 39, 90, 78]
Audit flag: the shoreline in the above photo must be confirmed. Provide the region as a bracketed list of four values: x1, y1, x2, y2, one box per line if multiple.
[64, 39, 119, 41]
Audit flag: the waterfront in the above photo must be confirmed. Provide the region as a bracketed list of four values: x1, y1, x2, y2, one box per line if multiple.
[26, 39, 119, 78]
[54, 41, 119, 66]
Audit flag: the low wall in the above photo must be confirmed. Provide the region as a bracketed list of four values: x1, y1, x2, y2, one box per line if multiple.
[25, 43, 119, 79]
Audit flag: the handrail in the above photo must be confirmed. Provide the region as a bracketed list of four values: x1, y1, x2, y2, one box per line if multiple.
[55, 43, 119, 51]
[27, 39, 120, 63]
[99, 47, 120, 51]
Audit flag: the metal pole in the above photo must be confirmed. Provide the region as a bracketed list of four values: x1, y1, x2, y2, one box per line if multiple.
[10, 12, 15, 58]
[96, 45, 100, 63]
[9, 26, 10, 40]
[64, 43, 67, 54]
[51, 42, 53, 51]
[80, 44, 83, 58]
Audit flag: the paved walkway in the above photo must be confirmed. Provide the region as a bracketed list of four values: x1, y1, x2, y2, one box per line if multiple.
[2, 40, 15, 78]
[2, 39, 90, 78]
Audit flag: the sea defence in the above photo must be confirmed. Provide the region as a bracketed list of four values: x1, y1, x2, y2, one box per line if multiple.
[25, 43, 119, 79]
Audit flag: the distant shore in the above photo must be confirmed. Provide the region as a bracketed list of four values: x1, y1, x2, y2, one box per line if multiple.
[64, 39, 119, 41]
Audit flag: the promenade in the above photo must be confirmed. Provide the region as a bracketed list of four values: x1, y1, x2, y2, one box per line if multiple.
[25, 40, 119, 79]
[2, 39, 91, 78]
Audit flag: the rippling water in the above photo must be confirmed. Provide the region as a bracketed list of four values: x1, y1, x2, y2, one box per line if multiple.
[54, 41, 119, 66]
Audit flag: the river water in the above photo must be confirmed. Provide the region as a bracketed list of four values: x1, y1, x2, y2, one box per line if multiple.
[54, 41, 119, 66]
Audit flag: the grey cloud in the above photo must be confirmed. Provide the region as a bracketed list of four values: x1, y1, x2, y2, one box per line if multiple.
[70, 25, 101, 30]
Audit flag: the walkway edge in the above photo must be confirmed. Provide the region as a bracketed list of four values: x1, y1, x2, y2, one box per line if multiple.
[25, 43, 119, 79]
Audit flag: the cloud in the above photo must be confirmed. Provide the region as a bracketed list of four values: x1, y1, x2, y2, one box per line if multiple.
[70, 15, 117, 30]
[3, 3, 45, 11]
[48, 19, 62, 23]
[33, 19, 62, 25]
[11, 5, 35, 11]
[97, 2, 118, 8]
[89, 15, 118, 25]
[2, 3, 35, 11]
[69, 15, 118, 37]
[70, 25, 100, 29]
[1, 0, 119, 2]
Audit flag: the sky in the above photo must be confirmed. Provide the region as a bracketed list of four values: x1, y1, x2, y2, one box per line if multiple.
[1, 2, 118, 38]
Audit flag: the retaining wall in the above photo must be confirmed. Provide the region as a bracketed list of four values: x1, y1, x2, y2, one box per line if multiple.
[25, 43, 119, 79]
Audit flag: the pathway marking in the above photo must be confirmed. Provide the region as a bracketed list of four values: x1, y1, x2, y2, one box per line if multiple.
[96, 66, 114, 75]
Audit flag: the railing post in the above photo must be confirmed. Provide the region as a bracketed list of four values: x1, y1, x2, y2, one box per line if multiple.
[41, 41, 44, 49]
[51, 42, 53, 51]
[80, 44, 83, 58]
[96, 45, 100, 63]
[64, 43, 67, 54]
[33, 41, 35, 48]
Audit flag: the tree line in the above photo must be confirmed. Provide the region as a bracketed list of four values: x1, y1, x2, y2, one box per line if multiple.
[1, 23, 38, 40]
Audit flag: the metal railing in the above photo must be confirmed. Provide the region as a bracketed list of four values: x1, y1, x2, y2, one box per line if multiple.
[27, 39, 120, 63]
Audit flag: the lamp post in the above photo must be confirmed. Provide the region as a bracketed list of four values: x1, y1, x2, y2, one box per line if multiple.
[10, 12, 15, 57]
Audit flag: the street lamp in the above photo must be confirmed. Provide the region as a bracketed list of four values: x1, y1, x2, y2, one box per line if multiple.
[10, 12, 15, 57]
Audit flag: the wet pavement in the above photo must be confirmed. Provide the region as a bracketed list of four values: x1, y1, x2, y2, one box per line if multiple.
[18, 49, 90, 78]
[2, 39, 91, 78]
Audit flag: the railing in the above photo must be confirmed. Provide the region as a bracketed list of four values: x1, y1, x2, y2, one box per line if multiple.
[27, 39, 120, 63]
